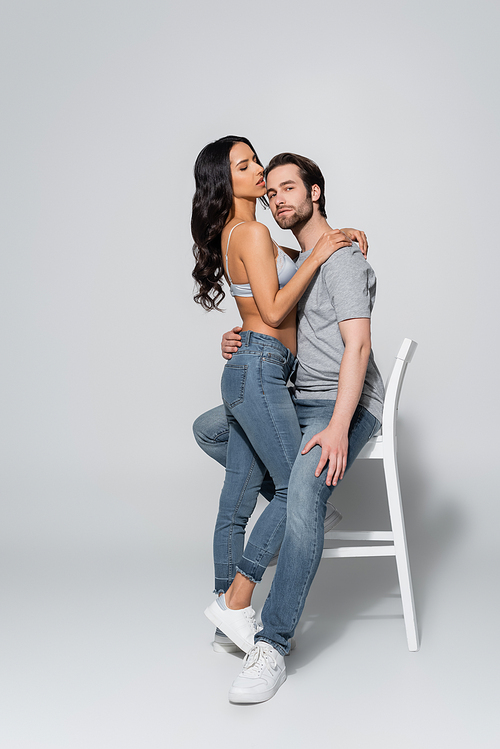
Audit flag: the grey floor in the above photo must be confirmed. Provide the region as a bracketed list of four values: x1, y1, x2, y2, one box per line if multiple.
[1, 520, 498, 748]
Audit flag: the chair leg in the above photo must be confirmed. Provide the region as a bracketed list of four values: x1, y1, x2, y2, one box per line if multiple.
[383, 448, 420, 651]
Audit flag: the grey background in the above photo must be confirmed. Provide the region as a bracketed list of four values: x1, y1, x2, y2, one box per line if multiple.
[1, 1, 499, 746]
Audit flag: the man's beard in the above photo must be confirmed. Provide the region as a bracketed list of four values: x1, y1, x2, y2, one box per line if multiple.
[274, 197, 313, 229]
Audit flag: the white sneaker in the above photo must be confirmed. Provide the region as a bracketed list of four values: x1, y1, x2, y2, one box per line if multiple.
[205, 595, 260, 653]
[229, 641, 286, 704]
[269, 502, 342, 567]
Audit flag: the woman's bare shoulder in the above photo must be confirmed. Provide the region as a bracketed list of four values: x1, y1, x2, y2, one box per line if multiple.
[223, 219, 269, 241]
[229, 221, 272, 252]
[233, 221, 270, 238]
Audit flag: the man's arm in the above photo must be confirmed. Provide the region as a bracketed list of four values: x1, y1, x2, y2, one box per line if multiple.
[301, 317, 371, 486]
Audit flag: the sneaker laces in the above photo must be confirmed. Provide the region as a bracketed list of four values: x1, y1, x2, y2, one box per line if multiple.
[242, 643, 277, 675]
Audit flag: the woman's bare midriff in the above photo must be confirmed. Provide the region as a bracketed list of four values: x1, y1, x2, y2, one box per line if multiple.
[235, 297, 297, 356]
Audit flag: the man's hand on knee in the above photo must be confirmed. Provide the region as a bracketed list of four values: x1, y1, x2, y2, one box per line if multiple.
[301, 425, 349, 487]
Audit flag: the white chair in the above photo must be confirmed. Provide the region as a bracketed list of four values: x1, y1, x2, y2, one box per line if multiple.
[322, 338, 419, 651]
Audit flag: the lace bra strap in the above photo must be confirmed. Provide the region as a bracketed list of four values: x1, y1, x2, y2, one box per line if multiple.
[225, 222, 246, 285]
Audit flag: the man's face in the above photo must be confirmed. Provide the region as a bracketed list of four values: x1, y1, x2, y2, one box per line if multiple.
[266, 164, 314, 229]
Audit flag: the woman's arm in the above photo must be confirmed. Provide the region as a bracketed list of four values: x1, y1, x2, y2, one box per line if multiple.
[233, 223, 351, 328]
[279, 226, 366, 261]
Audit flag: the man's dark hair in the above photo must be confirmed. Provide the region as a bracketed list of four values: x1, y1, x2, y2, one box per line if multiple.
[264, 152, 327, 218]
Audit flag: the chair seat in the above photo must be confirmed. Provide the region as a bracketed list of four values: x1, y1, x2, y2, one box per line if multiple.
[356, 434, 383, 459]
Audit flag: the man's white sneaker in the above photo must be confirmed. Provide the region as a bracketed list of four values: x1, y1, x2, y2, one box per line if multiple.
[269, 502, 342, 566]
[204, 595, 260, 653]
[229, 641, 286, 704]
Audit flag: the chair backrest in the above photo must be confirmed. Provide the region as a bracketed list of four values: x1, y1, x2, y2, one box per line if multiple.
[381, 339, 418, 443]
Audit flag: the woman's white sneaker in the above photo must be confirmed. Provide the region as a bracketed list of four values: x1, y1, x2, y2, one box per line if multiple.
[229, 642, 286, 704]
[204, 594, 260, 653]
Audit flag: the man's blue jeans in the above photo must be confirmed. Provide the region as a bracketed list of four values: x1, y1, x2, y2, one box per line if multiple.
[256, 399, 379, 654]
[214, 331, 301, 593]
[193, 396, 380, 652]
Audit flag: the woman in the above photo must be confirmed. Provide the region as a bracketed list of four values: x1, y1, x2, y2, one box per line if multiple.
[191, 135, 362, 652]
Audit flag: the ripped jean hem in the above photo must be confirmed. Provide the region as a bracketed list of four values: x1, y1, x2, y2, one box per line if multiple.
[235, 566, 260, 585]
[213, 563, 262, 593]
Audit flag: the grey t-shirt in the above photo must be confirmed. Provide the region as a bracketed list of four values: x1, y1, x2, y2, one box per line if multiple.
[294, 244, 384, 424]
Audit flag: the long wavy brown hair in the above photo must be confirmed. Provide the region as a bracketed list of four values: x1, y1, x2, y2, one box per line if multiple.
[191, 135, 267, 311]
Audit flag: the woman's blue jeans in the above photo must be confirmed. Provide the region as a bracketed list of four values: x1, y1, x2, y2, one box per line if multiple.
[214, 331, 301, 594]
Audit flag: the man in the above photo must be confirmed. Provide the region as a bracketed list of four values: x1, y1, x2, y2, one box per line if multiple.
[194, 153, 384, 703]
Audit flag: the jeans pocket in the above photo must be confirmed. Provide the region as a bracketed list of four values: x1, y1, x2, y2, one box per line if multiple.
[221, 364, 248, 408]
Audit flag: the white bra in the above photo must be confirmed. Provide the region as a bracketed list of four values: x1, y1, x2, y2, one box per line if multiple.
[225, 222, 297, 298]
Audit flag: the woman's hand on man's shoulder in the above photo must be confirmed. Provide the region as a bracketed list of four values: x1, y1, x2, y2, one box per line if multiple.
[311, 230, 352, 266]
[340, 228, 368, 258]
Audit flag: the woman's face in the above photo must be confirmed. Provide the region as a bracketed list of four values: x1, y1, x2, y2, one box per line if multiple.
[229, 142, 266, 200]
